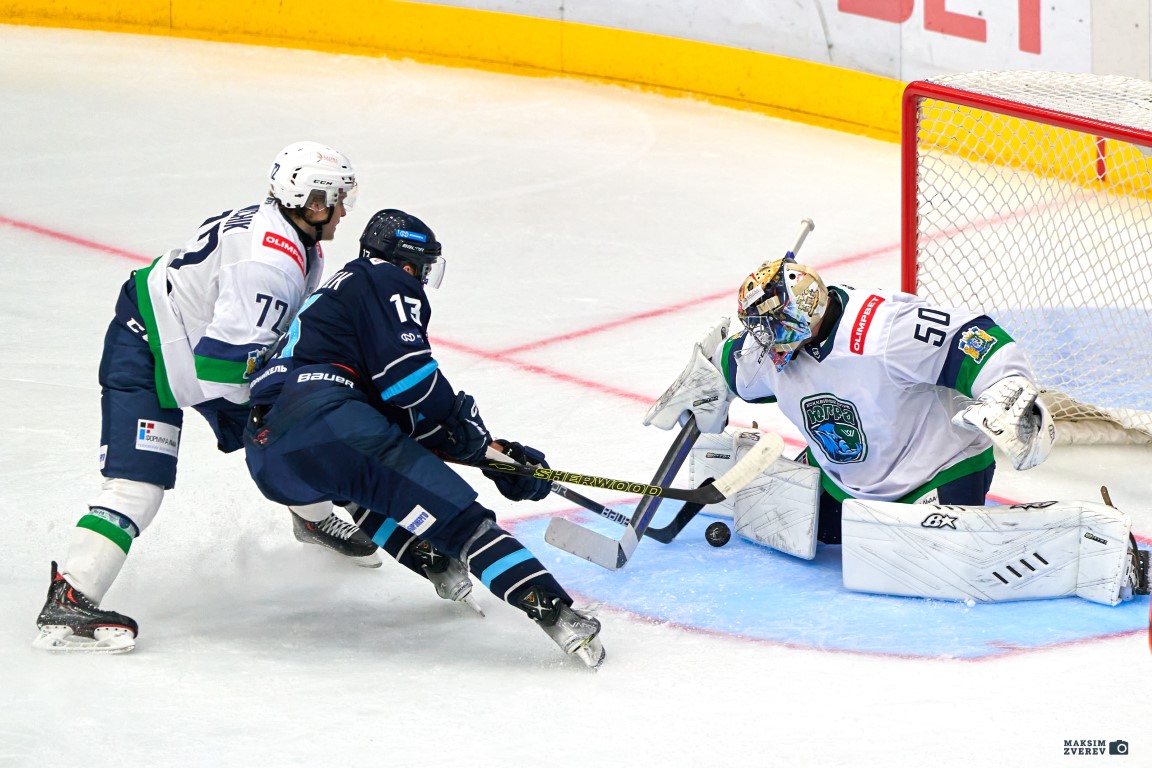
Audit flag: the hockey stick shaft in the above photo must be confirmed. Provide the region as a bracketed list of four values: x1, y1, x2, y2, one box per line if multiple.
[786, 218, 815, 259]
[464, 455, 727, 504]
[479, 446, 634, 527]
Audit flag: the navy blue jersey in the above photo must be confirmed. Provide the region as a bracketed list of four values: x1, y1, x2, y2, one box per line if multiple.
[250, 256, 457, 445]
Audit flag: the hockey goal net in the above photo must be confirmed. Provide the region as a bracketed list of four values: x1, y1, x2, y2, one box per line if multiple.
[902, 71, 1152, 445]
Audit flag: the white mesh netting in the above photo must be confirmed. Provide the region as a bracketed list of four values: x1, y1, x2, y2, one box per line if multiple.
[908, 71, 1152, 444]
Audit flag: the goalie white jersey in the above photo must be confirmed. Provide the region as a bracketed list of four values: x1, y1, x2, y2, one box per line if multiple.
[135, 199, 324, 408]
[714, 286, 1037, 501]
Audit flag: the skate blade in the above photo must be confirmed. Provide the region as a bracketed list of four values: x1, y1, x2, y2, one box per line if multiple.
[351, 551, 383, 569]
[33, 626, 135, 654]
[572, 636, 606, 669]
[459, 593, 485, 617]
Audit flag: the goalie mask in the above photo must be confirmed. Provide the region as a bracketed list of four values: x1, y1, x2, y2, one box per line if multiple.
[737, 257, 828, 371]
[359, 209, 446, 288]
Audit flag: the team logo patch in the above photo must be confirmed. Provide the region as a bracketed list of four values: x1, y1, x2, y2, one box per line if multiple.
[801, 394, 866, 463]
[244, 346, 268, 379]
[399, 505, 436, 536]
[135, 420, 180, 457]
[262, 232, 305, 274]
[957, 326, 998, 363]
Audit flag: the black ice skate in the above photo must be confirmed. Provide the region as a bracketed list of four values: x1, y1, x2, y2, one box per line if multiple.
[1123, 534, 1150, 599]
[412, 540, 483, 615]
[291, 509, 382, 568]
[33, 561, 137, 653]
[518, 586, 605, 669]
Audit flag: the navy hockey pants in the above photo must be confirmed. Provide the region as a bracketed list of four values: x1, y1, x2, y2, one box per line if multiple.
[243, 379, 490, 559]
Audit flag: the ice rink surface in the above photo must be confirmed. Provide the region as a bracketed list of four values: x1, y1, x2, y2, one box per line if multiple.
[2, 25, 1150, 768]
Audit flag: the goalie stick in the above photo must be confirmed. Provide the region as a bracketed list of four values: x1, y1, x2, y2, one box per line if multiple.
[540, 418, 784, 569]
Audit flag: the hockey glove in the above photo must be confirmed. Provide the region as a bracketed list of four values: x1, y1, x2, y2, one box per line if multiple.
[441, 392, 491, 464]
[952, 375, 1056, 471]
[483, 440, 551, 502]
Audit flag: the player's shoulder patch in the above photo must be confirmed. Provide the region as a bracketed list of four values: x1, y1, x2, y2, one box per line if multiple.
[957, 325, 998, 363]
[260, 231, 305, 275]
[848, 293, 886, 354]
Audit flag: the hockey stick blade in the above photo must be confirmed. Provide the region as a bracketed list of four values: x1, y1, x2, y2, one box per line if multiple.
[467, 436, 781, 506]
[543, 432, 784, 569]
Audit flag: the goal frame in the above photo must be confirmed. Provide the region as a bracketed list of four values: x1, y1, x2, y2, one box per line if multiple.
[901, 79, 1152, 293]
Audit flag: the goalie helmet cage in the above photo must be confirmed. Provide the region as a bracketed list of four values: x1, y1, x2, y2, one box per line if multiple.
[901, 71, 1152, 445]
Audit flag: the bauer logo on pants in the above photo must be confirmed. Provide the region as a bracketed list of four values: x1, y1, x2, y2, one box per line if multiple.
[136, 420, 180, 457]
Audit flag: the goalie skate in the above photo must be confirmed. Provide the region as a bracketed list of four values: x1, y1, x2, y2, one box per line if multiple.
[291, 509, 383, 568]
[1122, 534, 1150, 600]
[33, 561, 137, 654]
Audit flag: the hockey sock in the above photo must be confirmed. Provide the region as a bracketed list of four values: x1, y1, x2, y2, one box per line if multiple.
[61, 507, 140, 603]
[462, 519, 571, 606]
[356, 513, 427, 577]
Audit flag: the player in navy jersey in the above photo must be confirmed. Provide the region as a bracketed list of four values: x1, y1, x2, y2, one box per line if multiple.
[33, 142, 376, 654]
[242, 209, 605, 667]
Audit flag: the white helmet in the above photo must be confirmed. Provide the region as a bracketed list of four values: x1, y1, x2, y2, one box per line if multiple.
[269, 141, 358, 211]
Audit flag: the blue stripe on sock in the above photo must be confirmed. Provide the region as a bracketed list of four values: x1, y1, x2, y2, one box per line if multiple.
[371, 518, 398, 547]
[479, 549, 534, 589]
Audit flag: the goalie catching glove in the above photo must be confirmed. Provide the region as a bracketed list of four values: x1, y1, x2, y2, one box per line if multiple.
[644, 317, 734, 434]
[952, 375, 1055, 470]
[482, 440, 552, 502]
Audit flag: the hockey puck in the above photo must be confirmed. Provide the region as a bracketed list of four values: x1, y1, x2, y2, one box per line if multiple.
[705, 521, 731, 547]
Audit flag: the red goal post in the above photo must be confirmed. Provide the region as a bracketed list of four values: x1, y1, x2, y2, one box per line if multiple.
[901, 71, 1152, 444]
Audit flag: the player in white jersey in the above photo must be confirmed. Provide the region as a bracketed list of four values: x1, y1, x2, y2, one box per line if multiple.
[34, 142, 366, 653]
[648, 240, 1148, 605]
[705, 257, 1055, 537]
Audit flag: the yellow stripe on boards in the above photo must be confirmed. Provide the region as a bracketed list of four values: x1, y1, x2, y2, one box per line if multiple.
[1, 0, 903, 141]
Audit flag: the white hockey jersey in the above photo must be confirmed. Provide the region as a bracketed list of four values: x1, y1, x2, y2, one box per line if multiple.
[134, 200, 324, 408]
[713, 286, 1036, 502]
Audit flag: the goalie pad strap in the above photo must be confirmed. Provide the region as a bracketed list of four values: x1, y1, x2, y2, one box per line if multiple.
[841, 499, 1131, 606]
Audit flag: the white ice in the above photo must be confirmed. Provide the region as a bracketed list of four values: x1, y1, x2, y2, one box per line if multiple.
[1, 25, 1149, 768]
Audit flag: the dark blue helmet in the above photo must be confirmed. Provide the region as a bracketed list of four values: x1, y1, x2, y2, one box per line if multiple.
[359, 209, 445, 287]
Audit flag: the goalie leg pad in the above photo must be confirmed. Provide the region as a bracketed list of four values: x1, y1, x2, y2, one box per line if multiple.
[733, 457, 821, 560]
[841, 499, 1133, 606]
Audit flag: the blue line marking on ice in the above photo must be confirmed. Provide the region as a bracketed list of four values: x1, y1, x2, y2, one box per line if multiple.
[511, 505, 1150, 659]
